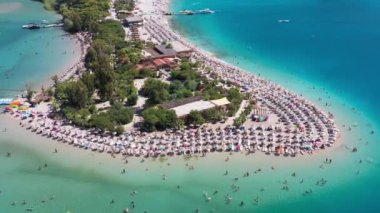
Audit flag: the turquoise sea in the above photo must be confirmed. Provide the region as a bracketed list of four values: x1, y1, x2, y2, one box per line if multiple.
[1, 0, 380, 212]
[171, 0, 380, 121]
[0, 0, 80, 98]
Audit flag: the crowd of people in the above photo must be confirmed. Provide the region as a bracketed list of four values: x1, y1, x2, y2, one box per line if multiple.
[5, 0, 339, 159]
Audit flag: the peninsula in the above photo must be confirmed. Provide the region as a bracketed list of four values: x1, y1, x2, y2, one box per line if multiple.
[3, 0, 339, 159]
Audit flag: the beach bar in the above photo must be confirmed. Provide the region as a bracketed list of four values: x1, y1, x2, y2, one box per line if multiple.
[123, 16, 143, 26]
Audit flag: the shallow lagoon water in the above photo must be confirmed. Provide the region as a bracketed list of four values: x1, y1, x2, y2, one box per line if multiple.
[0, 0, 80, 98]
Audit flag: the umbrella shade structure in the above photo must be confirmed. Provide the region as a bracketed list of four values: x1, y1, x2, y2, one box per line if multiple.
[19, 106, 29, 111]
[10, 101, 21, 106]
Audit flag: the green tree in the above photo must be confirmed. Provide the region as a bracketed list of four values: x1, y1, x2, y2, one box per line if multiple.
[108, 102, 134, 125]
[63, 10, 82, 33]
[187, 110, 205, 126]
[67, 81, 89, 108]
[91, 112, 114, 132]
[141, 107, 178, 132]
[81, 73, 95, 97]
[185, 80, 199, 91]
[226, 87, 243, 116]
[63, 18, 74, 32]
[141, 78, 170, 105]
[227, 88, 243, 104]
[202, 108, 223, 123]
[94, 63, 115, 101]
[126, 93, 138, 106]
[55, 81, 89, 108]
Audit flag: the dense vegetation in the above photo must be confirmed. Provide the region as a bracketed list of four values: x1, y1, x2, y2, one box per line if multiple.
[233, 102, 253, 127]
[47, 0, 246, 133]
[57, 0, 110, 33]
[141, 107, 179, 132]
[139, 61, 244, 130]
[186, 108, 224, 126]
[114, 0, 134, 13]
[49, 0, 143, 133]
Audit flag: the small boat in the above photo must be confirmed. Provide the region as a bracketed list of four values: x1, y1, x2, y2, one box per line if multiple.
[278, 19, 290, 23]
[22, 24, 41, 29]
[179, 10, 195, 15]
[0, 98, 13, 105]
[196, 8, 215, 14]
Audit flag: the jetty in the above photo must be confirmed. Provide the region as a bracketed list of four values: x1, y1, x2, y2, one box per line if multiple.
[176, 8, 215, 15]
[22, 21, 64, 30]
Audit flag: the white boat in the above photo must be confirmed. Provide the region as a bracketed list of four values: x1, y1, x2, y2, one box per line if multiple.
[179, 10, 195, 15]
[196, 8, 215, 14]
[278, 19, 290, 23]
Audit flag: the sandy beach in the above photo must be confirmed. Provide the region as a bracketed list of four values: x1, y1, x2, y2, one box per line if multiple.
[0, 113, 339, 168]
[2, 1, 380, 212]
[38, 32, 88, 91]
[2, 0, 341, 161]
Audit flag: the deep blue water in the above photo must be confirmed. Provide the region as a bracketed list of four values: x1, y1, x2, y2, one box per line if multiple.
[169, 0, 380, 211]
[170, 0, 380, 121]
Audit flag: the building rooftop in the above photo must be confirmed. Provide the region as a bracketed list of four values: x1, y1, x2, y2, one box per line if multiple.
[143, 45, 177, 59]
[152, 58, 174, 66]
[210, 97, 230, 106]
[125, 16, 143, 24]
[143, 50, 152, 58]
[161, 96, 203, 109]
[161, 96, 230, 117]
[171, 100, 216, 117]
[154, 45, 177, 56]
